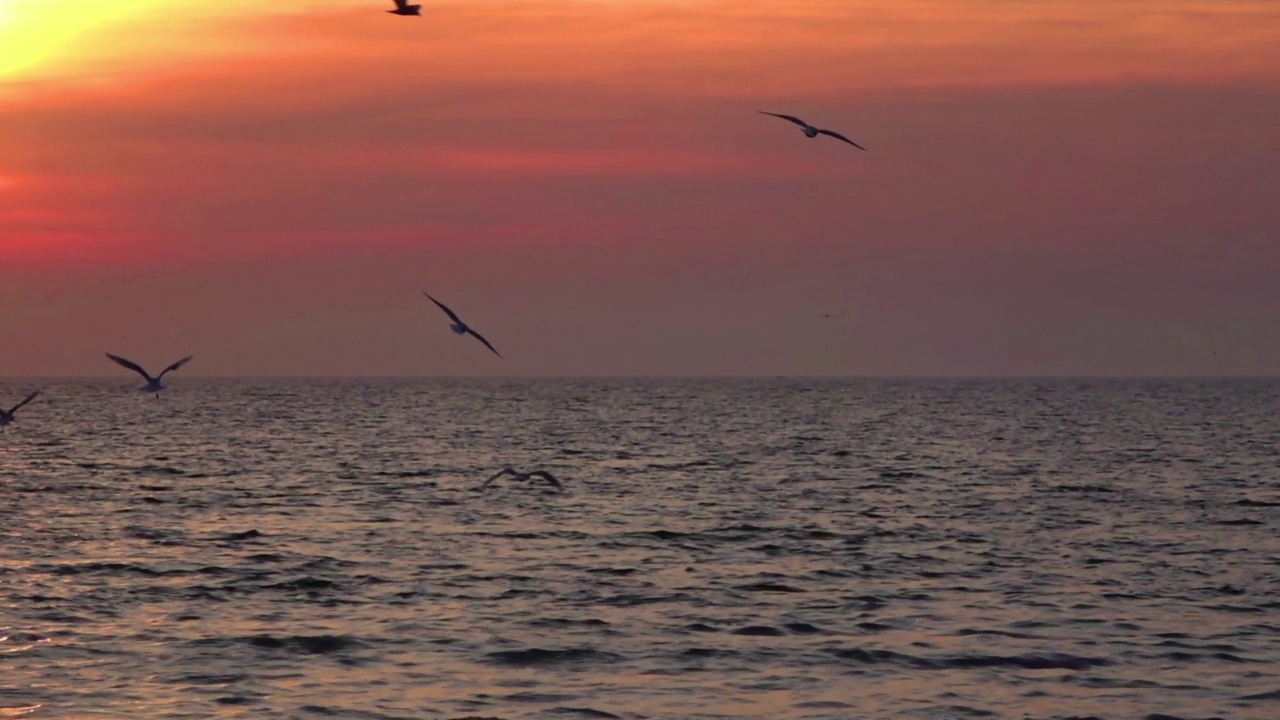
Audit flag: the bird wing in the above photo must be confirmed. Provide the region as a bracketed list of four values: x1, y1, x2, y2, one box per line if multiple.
[529, 471, 562, 489]
[158, 355, 194, 379]
[422, 291, 463, 324]
[466, 327, 502, 358]
[759, 111, 809, 128]
[483, 468, 515, 486]
[7, 390, 38, 415]
[392, 0, 409, 9]
[106, 353, 155, 382]
[817, 129, 866, 150]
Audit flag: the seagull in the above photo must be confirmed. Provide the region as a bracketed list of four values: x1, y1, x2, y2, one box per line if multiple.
[758, 112, 866, 150]
[421, 291, 502, 358]
[0, 391, 39, 433]
[387, 0, 422, 16]
[105, 354, 194, 398]
[483, 467, 563, 490]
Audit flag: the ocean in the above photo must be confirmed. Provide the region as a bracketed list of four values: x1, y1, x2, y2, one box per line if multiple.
[1, 378, 1277, 719]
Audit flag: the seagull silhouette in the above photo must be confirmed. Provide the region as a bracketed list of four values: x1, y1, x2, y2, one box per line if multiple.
[387, 0, 422, 16]
[0, 391, 39, 433]
[421, 291, 502, 358]
[105, 354, 194, 398]
[483, 467, 563, 490]
[759, 112, 866, 150]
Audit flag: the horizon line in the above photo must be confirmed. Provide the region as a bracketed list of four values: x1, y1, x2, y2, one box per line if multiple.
[1, 374, 1278, 382]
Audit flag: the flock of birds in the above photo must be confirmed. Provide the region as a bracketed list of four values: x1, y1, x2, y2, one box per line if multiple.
[0, 0, 869, 492]
[0, 290, 554, 487]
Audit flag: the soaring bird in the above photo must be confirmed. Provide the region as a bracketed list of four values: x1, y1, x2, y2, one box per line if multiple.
[421, 291, 502, 358]
[483, 467, 563, 490]
[387, 0, 422, 16]
[759, 112, 866, 150]
[0, 391, 39, 433]
[105, 354, 194, 398]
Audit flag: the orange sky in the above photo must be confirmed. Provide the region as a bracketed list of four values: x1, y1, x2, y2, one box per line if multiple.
[1, 0, 1278, 376]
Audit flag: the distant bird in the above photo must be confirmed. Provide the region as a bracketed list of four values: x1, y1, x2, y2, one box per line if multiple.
[387, 0, 422, 16]
[0, 391, 39, 433]
[483, 467, 563, 490]
[421, 291, 502, 358]
[105, 353, 194, 398]
[759, 112, 866, 150]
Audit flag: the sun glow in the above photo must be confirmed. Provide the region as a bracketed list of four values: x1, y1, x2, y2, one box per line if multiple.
[0, 0, 157, 79]
[0, 0, 297, 85]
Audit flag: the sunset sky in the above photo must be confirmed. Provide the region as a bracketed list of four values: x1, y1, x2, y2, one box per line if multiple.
[2, 0, 1278, 376]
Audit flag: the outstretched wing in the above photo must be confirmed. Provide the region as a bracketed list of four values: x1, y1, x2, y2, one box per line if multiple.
[759, 111, 809, 128]
[422, 291, 463, 324]
[529, 471, 562, 489]
[817, 129, 866, 150]
[483, 468, 515, 486]
[392, 0, 409, 9]
[7, 390, 39, 415]
[158, 355, 194, 379]
[466, 327, 502, 358]
[106, 353, 155, 382]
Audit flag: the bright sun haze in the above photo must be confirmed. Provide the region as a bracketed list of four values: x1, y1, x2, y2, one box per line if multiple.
[1, 0, 1278, 376]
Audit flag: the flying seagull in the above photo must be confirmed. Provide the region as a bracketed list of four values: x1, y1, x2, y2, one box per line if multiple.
[105, 353, 194, 398]
[758, 112, 866, 150]
[387, 0, 422, 16]
[483, 467, 563, 490]
[0, 391, 39, 433]
[421, 291, 502, 358]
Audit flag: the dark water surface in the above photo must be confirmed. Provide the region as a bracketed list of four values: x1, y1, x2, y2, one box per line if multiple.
[1, 379, 1277, 719]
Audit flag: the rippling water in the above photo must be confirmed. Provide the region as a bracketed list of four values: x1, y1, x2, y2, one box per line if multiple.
[1, 378, 1277, 720]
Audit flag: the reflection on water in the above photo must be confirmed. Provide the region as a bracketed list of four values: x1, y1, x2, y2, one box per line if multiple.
[1, 378, 1277, 719]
